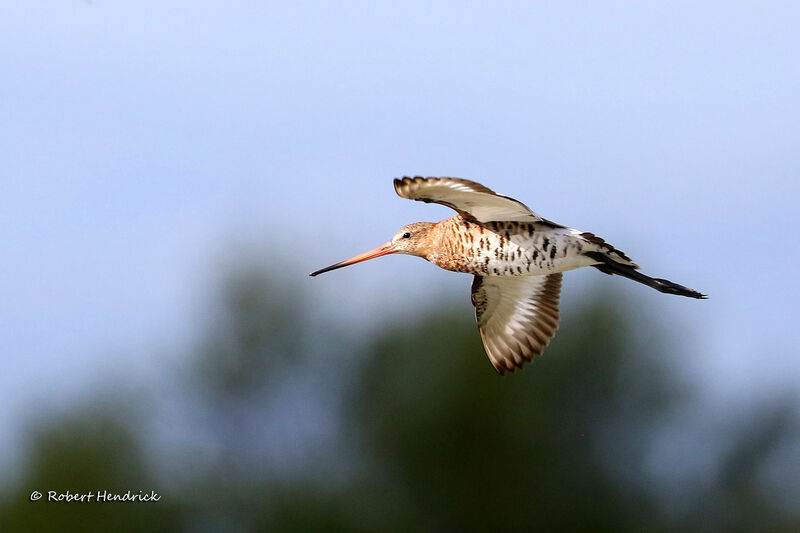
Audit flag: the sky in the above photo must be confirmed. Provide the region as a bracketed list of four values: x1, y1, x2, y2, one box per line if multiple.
[1, 1, 799, 464]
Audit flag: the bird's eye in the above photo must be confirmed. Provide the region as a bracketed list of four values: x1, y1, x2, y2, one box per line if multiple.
[402, 232, 411, 239]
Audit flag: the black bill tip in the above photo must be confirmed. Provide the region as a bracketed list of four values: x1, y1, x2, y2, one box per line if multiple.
[308, 262, 345, 277]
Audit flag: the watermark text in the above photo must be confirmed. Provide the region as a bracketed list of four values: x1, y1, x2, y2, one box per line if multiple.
[29, 490, 161, 503]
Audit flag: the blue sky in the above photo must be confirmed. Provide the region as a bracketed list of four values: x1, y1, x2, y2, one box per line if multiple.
[1, 1, 799, 464]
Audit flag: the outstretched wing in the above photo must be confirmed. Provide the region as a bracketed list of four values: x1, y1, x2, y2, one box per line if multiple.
[394, 176, 549, 223]
[471, 274, 562, 374]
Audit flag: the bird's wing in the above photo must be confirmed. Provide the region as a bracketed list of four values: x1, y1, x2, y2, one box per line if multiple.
[394, 176, 549, 223]
[471, 273, 562, 374]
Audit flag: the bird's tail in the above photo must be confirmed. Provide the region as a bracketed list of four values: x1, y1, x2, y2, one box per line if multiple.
[584, 251, 707, 299]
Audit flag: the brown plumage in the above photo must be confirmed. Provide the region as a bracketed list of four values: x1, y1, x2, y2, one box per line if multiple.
[311, 177, 706, 374]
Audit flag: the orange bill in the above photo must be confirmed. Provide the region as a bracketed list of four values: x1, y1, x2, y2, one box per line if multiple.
[309, 242, 396, 277]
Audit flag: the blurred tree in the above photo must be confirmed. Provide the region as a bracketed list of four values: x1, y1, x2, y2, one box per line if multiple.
[2, 266, 798, 532]
[0, 399, 179, 532]
[194, 264, 306, 398]
[341, 295, 668, 532]
[678, 400, 800, 533]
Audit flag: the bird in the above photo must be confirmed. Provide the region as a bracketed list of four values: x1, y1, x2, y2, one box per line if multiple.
[310, 177, 706, 374]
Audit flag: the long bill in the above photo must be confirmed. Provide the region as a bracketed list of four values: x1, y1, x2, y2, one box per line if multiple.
[309, 242, 396, 277]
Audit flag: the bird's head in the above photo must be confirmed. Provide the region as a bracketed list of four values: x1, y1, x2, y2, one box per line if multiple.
[309, 221, 435, 276]
[388, 221, 436, 255]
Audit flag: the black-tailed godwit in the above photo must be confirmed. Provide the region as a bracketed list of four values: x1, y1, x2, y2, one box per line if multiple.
[311, 177, 705, 374]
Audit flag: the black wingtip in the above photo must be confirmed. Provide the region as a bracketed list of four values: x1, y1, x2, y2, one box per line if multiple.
[586, 252, 708, 300]
[651, 278, 707, 299]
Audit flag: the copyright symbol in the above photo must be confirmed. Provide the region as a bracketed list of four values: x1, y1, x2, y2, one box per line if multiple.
[30, 491, 42, 501]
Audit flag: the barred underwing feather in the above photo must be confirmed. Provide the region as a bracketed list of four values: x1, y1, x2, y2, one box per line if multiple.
[471, 273, 562, 374]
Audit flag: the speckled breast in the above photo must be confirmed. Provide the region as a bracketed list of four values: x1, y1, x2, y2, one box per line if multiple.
[428, 216, 593, 276]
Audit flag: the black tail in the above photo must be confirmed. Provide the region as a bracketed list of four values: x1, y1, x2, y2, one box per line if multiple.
[584, 252, 707, 299]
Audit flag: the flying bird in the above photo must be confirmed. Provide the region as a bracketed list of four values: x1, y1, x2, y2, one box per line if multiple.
[310, 177, 706, 374]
